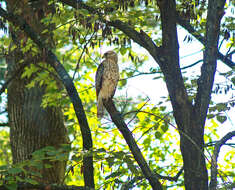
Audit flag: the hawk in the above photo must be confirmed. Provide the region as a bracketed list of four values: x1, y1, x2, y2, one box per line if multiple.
[95, 51, 119, 118]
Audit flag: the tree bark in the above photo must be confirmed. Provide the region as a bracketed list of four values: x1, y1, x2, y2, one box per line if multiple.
[6, 0, 69, 184]
[1, 1, 94, 186]
[7, 65, 68, 183]
[156, 0, 208, 189]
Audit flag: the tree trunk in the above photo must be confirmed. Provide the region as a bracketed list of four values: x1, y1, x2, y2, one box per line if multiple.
[156, 0, 209, 189]
[6, 0, 69, 184]
[179, 119, 208, 190]
[7, 65, 68, 183]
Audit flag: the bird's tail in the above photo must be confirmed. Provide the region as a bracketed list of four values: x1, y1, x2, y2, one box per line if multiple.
[97, 95, 104, 119]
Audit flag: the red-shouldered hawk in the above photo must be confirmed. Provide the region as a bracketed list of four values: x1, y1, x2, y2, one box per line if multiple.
[95, 51, 119, 118]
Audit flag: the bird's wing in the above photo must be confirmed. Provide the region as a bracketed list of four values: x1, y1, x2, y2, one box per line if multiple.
[95, 61, 104, 98]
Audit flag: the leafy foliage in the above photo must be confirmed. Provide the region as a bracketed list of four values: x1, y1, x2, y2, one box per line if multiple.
[0, 0, 234, 189]
[0, 145, 70, 190]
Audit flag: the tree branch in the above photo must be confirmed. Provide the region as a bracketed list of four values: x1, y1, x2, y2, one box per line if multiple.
[0, 7, 94, 188]
[176, 13, 235, 69]
[107, 20, 163, 62]
[209, 131, 235, 190]
[0, 123, 9, 127]
[103, 99, 162, 190]
[194, 0, 226, 127]
[58, 0, 164, 66]
[155, 167, 184, 182]
[122, 167, 184, 190]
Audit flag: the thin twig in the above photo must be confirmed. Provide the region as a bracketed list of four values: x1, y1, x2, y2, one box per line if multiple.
[72, 31, 95, 80]
[122, 167, 183, 190]
[124, 110, 212, 164]
[0, 123, 9, 127]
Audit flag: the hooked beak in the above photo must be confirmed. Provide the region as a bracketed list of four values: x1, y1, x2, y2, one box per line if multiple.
[102, 53, 106, 59]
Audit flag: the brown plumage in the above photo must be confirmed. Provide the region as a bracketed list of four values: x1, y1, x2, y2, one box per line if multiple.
[95, 51, 119, 118]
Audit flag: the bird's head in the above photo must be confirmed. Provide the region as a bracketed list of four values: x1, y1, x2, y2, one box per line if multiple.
[102, 50, 118, 63]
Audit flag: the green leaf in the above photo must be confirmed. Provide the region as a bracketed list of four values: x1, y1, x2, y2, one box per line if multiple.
[106, 157, 115, 168]
[8, 167, 22, 174]
[119, 79, 127, 87]
[105, 171, 122, 180]
[216, 115, 227, 123]
[4, 183, 17, 190]
[155, 131, 162, 139]
[160, 106, 166, 111]
[231, 77, 235, 85]
[207, 114, 215, 119]
[71, 155, 82, 162]
[216, 103, 228, 112]
[29, 171, 43, 178]
[29, 161, 43, 169]
[42, 146, 56, 152]
[120, 46, 127, 55]
[161, 124, 168, 133]
[32, 150, 46, 159]
[0, 165, 8, 171]
[15, 176, 24, 182]
[44, 164, 52, 168]
[26, 81, 36, 88]
[21, 65, 38, 79]
[153, 76, 161, 80]
[25, 178, 39, 185]
[124, 156, 138, 174]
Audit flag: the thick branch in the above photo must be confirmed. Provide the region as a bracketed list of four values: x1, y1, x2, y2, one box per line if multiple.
[103, 99, 162, 190]
[108, 20, 162, 61]
[194, 0, 226, 127]
[176, 13, 234, 68]
[209, 131, 235, 190]
[156, 0, 193, 130]
[0, 7, 94, 188]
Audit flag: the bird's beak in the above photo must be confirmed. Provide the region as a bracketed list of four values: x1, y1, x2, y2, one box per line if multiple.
[102, 53, 106, 59]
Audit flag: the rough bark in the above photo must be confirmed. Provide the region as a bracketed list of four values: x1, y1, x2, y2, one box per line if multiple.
[0, 3, 94, 187]
[6, 0, 68, 184]
[155, 1, 208, 189]
[7, 60, 68, 183]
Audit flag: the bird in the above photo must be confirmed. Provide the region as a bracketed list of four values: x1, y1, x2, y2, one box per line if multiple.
[95, 50, 119, 118]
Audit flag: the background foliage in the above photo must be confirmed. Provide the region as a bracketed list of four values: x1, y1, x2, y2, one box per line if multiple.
[0, 0, 234, 189]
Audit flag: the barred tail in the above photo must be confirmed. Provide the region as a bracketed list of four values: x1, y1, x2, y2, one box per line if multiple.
[97, 95, 104, 119]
